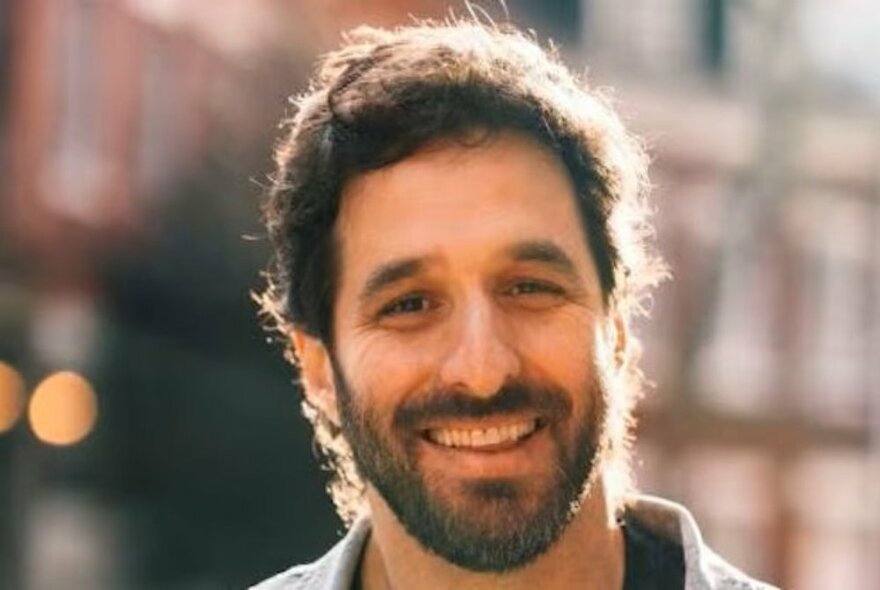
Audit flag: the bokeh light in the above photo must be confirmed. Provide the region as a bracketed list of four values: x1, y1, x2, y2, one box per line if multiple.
[0, 361, 26, 433]
[28, 371, 98, 446]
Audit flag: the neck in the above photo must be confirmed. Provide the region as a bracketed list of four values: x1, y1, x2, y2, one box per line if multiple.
[359, 474, 625, 590]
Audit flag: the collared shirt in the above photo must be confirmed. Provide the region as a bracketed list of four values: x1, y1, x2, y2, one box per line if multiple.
[251, 495, 778, 590]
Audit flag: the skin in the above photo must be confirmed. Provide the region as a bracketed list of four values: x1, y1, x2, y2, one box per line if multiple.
[294, 131, 627, 590]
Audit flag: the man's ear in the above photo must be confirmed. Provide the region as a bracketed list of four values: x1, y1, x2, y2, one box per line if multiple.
[292, 329, 340, 426]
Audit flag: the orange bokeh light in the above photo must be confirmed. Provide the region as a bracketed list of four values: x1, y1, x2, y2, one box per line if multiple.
[28, 371, 98, 446]
[0, 361, 26, 433]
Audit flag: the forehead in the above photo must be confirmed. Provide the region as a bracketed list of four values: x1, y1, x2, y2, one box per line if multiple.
[334, 131, 597, 288]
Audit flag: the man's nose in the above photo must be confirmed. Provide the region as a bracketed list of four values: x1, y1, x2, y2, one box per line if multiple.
[438, 296, 521, 398]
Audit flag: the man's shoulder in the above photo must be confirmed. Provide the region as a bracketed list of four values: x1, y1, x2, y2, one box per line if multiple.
[249, 518, 372, 590]
[250, 563, 315, 590]
[625, 494, 778, 590]
[700, 546, 778, 590]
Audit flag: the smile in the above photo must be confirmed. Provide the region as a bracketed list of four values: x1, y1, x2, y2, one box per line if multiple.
[425, 419, 539, 449]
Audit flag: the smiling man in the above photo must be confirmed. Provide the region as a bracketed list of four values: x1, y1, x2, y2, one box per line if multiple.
[253, 20, 774, 590]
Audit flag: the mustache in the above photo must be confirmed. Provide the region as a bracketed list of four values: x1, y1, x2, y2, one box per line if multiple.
[392, 380, 573, 430]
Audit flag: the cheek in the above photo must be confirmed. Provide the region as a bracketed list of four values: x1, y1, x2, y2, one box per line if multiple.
[510, 311, 597, 382]
[339, 330, 443, 406]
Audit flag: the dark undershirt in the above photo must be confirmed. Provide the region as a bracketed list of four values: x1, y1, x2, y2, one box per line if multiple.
[622, 518, 686, 590]
[352, 519, 685, 590]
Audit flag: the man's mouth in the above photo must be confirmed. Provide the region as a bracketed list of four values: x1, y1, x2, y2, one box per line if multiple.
[424, 419, 540, 450]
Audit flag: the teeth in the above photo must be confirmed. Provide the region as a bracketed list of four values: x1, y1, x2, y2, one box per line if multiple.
[427, 420, 537, 448]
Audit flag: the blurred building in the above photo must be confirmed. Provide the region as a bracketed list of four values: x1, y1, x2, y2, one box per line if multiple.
[580, 1, 880, 588]
[1, 1, 348, 587]
[1, 0, 877, 589]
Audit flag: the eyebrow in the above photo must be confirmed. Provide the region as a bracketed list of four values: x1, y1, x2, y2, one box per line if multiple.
[359, 257, 426, 303]
[505, 240, 582, 283]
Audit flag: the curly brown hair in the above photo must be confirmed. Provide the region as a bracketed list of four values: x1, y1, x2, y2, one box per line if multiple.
[257, 19, 667, 523]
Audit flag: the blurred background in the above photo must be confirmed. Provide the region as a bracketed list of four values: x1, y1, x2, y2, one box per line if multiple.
[1, 0, 878, 588]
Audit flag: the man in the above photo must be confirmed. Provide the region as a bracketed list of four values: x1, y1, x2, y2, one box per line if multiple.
[253, 19, 775, 590]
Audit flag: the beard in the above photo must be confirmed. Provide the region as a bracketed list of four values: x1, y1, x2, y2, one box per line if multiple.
[332, 359, 611, 573]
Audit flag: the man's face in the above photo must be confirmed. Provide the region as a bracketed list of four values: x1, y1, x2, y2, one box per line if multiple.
[324, 132, 620, 571]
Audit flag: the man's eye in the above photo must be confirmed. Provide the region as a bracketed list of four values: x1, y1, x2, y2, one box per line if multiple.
[508, 281, 564, 297]
[379, 295, 430, 317]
